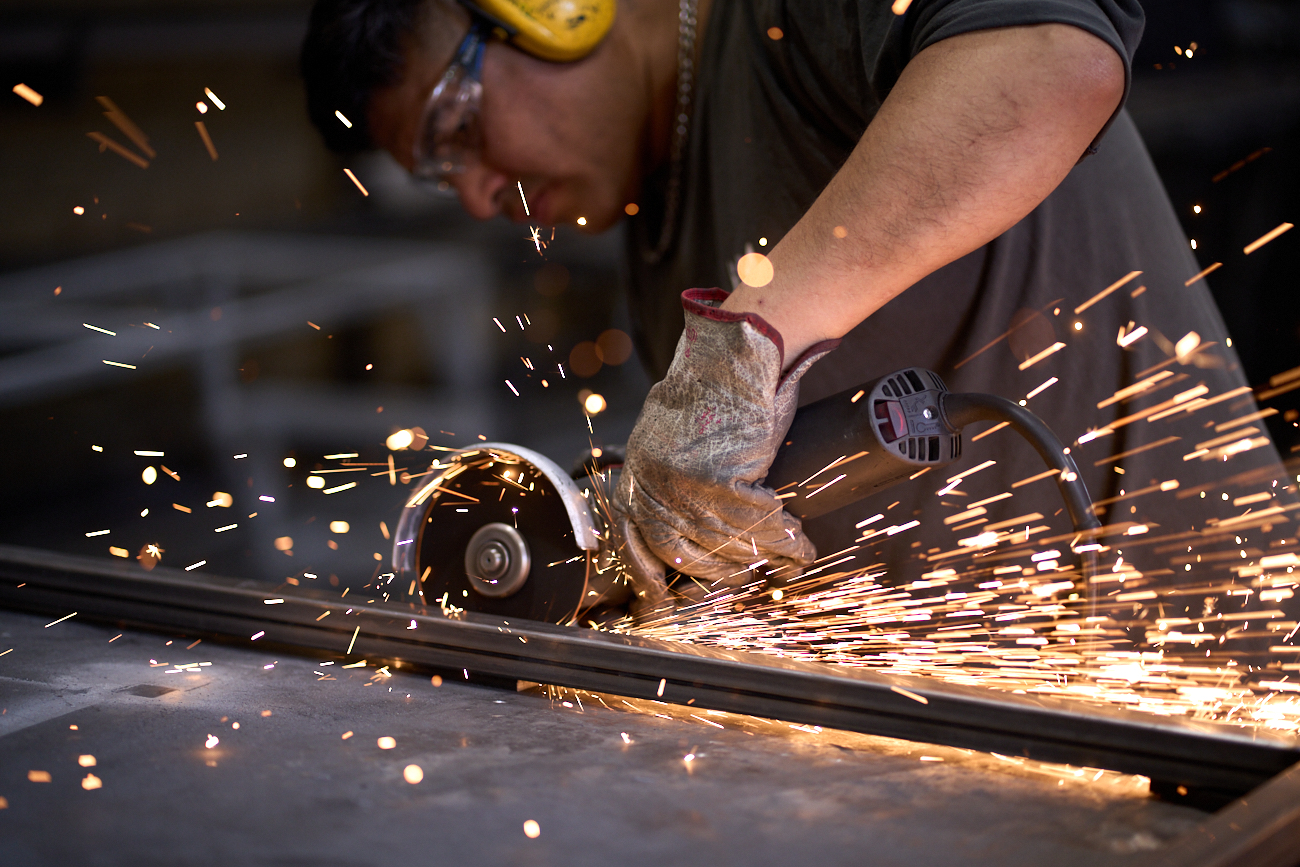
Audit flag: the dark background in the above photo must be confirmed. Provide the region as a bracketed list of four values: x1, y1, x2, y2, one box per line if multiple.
[0, 0, 1296, 586]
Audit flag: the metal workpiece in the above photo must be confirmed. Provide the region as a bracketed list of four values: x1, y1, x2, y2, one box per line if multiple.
[0, 543, 1296, 802]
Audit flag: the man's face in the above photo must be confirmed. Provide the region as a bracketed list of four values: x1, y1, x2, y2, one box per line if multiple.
[368, 11, 650, 232]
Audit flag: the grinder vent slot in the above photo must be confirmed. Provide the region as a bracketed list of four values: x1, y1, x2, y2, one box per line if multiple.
[886, 375, 913, 396]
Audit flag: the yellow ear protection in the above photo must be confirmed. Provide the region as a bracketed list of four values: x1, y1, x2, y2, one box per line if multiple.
[462, 0, 615, 62]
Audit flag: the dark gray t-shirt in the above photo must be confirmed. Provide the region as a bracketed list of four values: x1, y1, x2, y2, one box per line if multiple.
[627, 0, 1144, 376]
[623, 0, 1292, 582]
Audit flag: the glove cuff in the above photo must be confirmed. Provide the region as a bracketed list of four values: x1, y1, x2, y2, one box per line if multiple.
[780, 338, 841, 391]
[681, 287, 785, 368]
[680, 288, 840, 389]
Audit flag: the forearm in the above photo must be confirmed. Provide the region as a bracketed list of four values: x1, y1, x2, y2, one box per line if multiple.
[721, 23, 1125, 363]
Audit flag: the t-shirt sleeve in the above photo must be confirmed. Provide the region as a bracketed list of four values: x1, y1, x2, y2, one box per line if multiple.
[896, 0, 1144, 148]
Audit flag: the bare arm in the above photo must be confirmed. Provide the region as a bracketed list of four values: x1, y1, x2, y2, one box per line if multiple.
[720, 23, 1125, 364]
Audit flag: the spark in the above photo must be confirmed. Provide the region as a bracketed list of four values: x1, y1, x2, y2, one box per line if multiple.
[1074, 271, 1142, 314]
[204, 88, 226, 109]
[1018, 342, 1065, 370]
[517, 181, 530, 216]
[946, 460, 996, 486]
[103, 360, 137, 369]
[44, 612, 77, 628]
[195, 122, 218, 160]
[343, 168, 369, 196]
[971, 421, 1010, 442]
[1175, 331, 1201, 361]
[1184, 262, 1222, 287]
[87, 132, 148, 169]
[83, 323, 116, 336]
[335, 110, 352, 128]
[1243, 223, 1293, 255]
[1025, 377, 1059, 400]
[1117, 325, 1147, 347]
[12, 83, 43, 105]
[891, 685, 929, 704]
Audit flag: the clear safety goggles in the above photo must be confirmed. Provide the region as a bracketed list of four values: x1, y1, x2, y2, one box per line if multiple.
[412, 20, 487, 186]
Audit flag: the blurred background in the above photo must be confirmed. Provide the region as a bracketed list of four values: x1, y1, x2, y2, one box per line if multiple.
[0, 0, 1296, 588]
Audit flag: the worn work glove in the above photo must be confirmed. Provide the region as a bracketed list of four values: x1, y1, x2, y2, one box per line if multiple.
[614, 288, 839, 608]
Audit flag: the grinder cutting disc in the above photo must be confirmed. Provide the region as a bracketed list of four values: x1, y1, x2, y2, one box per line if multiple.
[391, 444, 599, 624]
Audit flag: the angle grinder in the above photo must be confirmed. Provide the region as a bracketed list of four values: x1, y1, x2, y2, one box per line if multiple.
[391, 367, 1101, 625]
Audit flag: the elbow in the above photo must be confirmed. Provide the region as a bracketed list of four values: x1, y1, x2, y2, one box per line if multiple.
[1052, 25, 1126, 131]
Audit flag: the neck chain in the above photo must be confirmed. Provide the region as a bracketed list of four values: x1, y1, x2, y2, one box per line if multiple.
[645, 0, 698, 263]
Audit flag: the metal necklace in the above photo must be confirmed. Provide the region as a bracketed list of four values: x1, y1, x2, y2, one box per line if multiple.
[645, 0, 699, 263]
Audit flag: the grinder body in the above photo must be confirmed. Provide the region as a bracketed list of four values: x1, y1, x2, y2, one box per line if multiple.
[767, 368, 959, 519]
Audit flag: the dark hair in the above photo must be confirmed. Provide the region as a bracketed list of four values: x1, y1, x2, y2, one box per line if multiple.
[300, 0, 427, 153]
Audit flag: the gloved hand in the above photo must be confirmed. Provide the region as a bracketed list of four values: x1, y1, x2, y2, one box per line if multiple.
[614, 288, 839, 605]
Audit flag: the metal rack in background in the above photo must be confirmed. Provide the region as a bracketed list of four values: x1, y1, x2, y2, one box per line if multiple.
[0, 231, 497, 579]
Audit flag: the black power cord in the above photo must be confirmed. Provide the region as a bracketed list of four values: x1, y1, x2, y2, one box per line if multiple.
[941, 392, 1102, 584]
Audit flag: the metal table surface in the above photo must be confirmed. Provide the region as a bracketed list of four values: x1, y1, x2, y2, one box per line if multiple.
[2, 544, 1299, 865]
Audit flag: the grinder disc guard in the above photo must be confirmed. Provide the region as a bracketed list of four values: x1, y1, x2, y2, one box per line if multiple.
[392, 444, 600, 624]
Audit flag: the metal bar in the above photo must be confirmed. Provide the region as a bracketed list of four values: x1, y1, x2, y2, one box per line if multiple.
[0, 542, 1295, 799]
[1139, 760, 1300, 867]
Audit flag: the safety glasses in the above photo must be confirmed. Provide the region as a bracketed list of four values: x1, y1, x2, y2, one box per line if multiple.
[412, 19, 487, 186]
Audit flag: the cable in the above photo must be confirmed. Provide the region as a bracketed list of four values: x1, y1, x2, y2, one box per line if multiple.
[941, 392, 1101, 585]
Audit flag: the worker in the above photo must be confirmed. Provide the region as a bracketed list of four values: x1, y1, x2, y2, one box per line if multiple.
[302, 0, 1292, 617]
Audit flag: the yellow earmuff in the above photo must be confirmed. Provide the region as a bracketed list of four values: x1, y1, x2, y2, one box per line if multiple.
[469, 0, 615, 62]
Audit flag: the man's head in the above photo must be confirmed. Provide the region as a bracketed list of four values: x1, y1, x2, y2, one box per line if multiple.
[301, 0, 679, 231]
